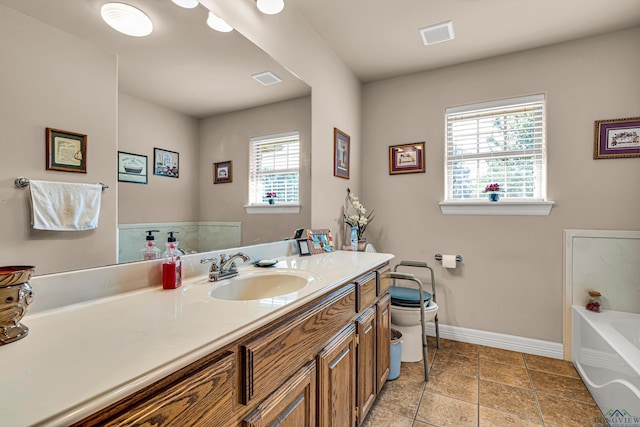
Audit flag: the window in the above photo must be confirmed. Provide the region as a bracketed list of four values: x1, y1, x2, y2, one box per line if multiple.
[445, 94, 546, 202]
[249, 131, 300, 205]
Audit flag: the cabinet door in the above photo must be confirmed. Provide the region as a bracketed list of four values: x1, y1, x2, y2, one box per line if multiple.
[356, 307, 376, 425]
[81, 351, 235, 427]
[317, 324, 356, 427]
[376, 293, 391, 393]
[243, 362, 316, 427]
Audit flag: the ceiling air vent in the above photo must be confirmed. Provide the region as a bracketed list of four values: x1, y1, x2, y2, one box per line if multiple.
[252, 71, 282, 86]
[419, 20, 455, 46]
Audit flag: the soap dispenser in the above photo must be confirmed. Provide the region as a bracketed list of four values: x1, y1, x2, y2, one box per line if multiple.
[162, 232, 182, 289]
[140, 230, 161, 261]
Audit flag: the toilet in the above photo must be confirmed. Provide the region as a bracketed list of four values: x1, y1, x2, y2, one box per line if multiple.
[390, 286, 439, 362]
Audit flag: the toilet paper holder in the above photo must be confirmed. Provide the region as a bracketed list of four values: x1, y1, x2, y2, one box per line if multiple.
[434, 254, 463, 263]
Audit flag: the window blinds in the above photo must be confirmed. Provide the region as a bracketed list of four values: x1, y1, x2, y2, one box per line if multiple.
[445, 94, 546, 201]
[249, 131, 300, 204]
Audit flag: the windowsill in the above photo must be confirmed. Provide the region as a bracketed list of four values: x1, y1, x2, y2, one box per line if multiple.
[244, 204, 301, 215]
[439, 200, 554, 216]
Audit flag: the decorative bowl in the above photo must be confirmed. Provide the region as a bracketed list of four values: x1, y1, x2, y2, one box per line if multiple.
[0, 266, 35, 287]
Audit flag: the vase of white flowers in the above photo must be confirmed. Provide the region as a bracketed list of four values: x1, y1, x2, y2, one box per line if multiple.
[344, 188, 374, 249]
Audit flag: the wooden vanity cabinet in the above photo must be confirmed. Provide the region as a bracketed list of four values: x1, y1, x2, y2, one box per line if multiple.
[79, 262, 390, 427]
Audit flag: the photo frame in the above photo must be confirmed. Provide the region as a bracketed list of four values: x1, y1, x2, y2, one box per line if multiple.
[118, 151, 148, 184]
[333, 128, 350, 179]
[296, 238, 312, 256]
[154, 148, 179, 178]
[46, 127, 87, 173]
[213, 160, 233, 184]
[307, 228, 334, 254]
[389, 142, 425, 174]
[594, 117, 640, 159]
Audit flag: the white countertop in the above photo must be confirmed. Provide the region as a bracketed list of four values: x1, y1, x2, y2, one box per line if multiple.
[0, 251, 393, 427]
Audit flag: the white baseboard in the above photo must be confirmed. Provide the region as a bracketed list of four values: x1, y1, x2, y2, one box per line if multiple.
[424, 322, 564, 359]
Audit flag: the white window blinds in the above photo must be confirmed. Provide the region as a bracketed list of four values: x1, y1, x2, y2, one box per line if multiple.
[445, 94, 546, 201]
[249, 131, 300, 204]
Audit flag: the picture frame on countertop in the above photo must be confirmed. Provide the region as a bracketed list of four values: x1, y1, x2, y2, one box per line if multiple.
[593, 116, 640, 159]
[297, 238, 312, 256]
[307, 228, 334, 254]
[46, 127, 87, 173]
[213, 160, 233, 184]
[333, 128, 350, 179]
[389, 142, 425, 174]
[153, 148, 179, 178]
[117, 151, 148, 184]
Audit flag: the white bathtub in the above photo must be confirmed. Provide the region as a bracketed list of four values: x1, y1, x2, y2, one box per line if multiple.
[572, 306, 640, 417]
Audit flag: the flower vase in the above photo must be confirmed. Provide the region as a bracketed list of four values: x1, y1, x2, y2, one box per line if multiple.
[358, 240, 368, 251]
[268, 198, 275, 205]
[488, 193, 500, 202]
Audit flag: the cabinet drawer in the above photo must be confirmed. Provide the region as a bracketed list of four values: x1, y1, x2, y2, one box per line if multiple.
[241, 284, 356, 404]
[377, 265, 391, 295]
[75, 351, 235, 427]
[355, 272, 377, 313]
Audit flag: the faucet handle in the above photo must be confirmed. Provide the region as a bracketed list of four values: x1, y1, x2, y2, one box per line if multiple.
[200, 257, 219, 271]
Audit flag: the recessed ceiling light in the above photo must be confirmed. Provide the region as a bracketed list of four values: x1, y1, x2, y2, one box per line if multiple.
[256, 0, 284, 15]
[100, 2, 153, 37]
[206, 11, 233, 32]
[252, 71, 282, 86]
[419, 20, 455, 46]
[171, 0, 199, 8]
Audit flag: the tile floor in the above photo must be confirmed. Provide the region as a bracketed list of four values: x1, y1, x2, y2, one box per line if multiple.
[363, 337, 607, 427]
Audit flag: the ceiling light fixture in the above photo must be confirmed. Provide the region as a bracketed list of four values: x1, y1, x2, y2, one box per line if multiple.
[206, 11, 233, 32]
[256, 0, 284, 15]
[171, 0, 199, 9]
[100, 2, 153, 37]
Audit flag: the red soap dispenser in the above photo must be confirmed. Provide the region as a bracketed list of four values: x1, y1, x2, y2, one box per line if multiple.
[162, 232, 182, 289]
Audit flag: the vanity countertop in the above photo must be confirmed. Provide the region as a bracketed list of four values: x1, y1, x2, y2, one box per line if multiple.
[0, 250, 393, 427]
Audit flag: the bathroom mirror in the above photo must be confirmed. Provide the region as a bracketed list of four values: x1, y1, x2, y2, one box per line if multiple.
[1, 0, 311, 275]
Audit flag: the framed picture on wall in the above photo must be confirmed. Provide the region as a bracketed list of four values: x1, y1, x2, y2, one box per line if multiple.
[46, 128, 87, 173]
[389, 142, 425, 174]
[213, 160, 233, 184]
[118, 151, 148, 184]
[333, 128, 350, 179]
[593, 116, 640, 159]
[154, 148, 179, 178]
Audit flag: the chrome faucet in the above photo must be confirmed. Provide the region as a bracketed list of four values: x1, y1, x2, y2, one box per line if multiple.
[200, 252, 250, 282]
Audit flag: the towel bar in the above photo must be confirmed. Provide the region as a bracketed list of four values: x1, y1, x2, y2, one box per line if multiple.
[15, 177, 108, 191]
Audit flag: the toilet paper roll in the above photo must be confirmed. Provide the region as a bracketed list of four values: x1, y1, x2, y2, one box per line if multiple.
[442, 254, 457, 269]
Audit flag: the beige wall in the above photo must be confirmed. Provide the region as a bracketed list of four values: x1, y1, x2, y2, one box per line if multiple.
[203, 1, 363, 246]
[199, 96, 312, 245]
[0, 6, 118, 274]
[118, 93, 200, 224]
[361, 27, 640, 343]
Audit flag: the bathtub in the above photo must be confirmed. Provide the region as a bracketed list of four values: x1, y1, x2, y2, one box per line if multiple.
[572, 306, 640, 418]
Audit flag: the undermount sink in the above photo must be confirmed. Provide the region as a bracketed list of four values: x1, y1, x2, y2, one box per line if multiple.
[209, 270, 316, 301]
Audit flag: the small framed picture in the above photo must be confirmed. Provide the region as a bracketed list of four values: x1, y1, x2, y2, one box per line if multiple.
[334, 128, 350, 179]
[46, 127, 87, 173]
[389, 142, 426, 175]
[297, 238, 312, 256]
[307, 228, 334, 254]
[118, 151, 148, 184]
[594, 117, 640, 159]
[213, 161, 233, 184]
[154, 148, 179, 178]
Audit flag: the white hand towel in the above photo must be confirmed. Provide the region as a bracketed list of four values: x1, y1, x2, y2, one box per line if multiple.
[29, 180, 102, 231]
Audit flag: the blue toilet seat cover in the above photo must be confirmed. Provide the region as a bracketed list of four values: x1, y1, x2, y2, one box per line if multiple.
[390, 286, 432, 305]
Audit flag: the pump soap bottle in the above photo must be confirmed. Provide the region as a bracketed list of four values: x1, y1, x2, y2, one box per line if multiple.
[140, 230, 161, 261]
[162, 232, 182, 289]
